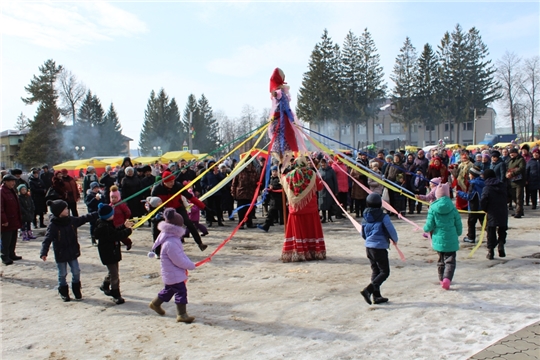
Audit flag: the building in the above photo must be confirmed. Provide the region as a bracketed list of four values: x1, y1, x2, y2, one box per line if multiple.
[306, 99, 496, 150]
[0, 129, 29, 169]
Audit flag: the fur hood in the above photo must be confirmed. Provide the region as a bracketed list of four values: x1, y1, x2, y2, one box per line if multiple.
[152, 222, 185, 251]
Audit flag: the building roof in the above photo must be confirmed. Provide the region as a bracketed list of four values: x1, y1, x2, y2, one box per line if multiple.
[0, 129, 30, 138]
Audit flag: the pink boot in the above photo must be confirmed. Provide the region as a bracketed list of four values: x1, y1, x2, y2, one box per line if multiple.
[21, 230, 30, 241]
[441, 278, 451, 290]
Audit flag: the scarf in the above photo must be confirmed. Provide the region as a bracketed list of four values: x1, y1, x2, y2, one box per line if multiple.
[282, 166, 316, 211]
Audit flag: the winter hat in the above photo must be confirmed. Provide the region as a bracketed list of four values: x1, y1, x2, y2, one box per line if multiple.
[87, 166, 95, 172]
[483, 169, 496, 179]
[163, 208, 184, 227]
[270, 165, 278, 171]
[109, 185, 121, 200]
[366, 193, 382, 208]
[90, 182, 99, 190]
[509, 148, 519, 154]
[141, 165, 152, 173]
[17, 184, 27, 192]
[2, 174, 17, 182]
[10, 168, 22, 175]
[435, 183, 450, 199]
[430, 177, 442, 186]
[146, 196, 162, 209]
[385, 154, 393, 160]
[47, 200, 68, 217]
[521, 144, 530, 151]
[491, 150, 501, 158]
[98, 203, 114, 220]
[482, 154, 490, 160]
[61, 169, 68, 175]
[162, 171, 175, 182]
[532, 148, 539, 154]
[469, 166, 482, 177]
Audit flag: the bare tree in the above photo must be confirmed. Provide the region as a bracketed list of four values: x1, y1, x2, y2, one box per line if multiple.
[215, 110, 237, 154]
[239, 104, 258, 151]
[15, 112, 30, 130]
[58, 69, 86, 125]
[496, 51, 523, 135]
[521, 56, 540, 140]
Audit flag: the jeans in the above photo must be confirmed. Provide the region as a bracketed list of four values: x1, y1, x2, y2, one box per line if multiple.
[57, 259, 81, 287]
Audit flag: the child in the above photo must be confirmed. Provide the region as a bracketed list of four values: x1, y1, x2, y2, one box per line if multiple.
[184, 191, 209, 239]
[457, 166, 485, 244]
[148, 208, 196, 323]
[40, 200, 98, 301]
[146, 196, 165, 258]
[481, 169, 508, 260]
[360, 193, 399, 305]
[409, 169, 428, 214]
[258, 165, 284, 232]
[93, 203, 133, 304]
[109, 185, 132, 250]
[423, 183, 462, 290]
[85, 181, 103, 246]
[17, 184, 36, 241]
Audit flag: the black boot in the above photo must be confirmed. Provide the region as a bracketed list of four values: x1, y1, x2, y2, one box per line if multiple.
[176, 303, 195, 323]
[91, 237, 97, 246]
[72, 282, 82, 300]
[110, 289, 125, 304]
[486, 249, 494, 260]
[58, 285, 70, 302]
[198, 243, 208, 251]
[1, 255, 13, 266]
[360, 284, 374, 305]
[373, 289, 389, 304]
[498, 245, 506, 258]
[100, 281, 112, 296]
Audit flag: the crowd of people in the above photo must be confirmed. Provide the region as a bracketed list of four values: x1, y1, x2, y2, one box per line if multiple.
[1, 141, 539, 312]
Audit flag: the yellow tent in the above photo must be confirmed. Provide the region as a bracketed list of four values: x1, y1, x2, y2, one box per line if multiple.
[521, 141, 540, 149]
[493, 142, 512, 148]
[73, 159, 108, 170]
[465, 144, 488, 151]
[444, 144, 462, 150]
[405, 145, 420, 152]
[98, 157, 126, 167]
[53, 159, 91, 170]
[132, 156, 161, 165]
[160, 151, 197, 162]
[195, 153, 208, 160]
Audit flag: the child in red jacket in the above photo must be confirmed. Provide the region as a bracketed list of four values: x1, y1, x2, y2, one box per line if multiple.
[109, 185, 132, 250]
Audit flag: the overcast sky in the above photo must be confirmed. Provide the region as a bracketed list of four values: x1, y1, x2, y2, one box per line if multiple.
[2, 1, 538, 148]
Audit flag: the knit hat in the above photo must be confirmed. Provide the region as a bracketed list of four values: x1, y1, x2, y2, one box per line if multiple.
[162, 171, 175, 183]
[533, 148, 539, 154]
[491, 150, 501, 158]
[483, 169, 496, 179]
[10, 168, 22, 175]
[163, 208, 184, 227]
[482, 154, 490, 160]
[430, 177, 442, 186]
[87, 166, 95, 172]
[2, 174, 17, 182]
[17, 184, 27, 192]
[109, 185, 121, 200]
[469, 166, 482, 177]
[509, 148, 519, 154]
[61, 169, 68, 175]
[90, 181, 99, 190]
[435, 183, 450, 199]
[98, 203, 114, 220]
[270, 165, 278, 171]
[146, 196, 162, 209]
[47, 200, 68, 217]
[366, 193, 382, 208]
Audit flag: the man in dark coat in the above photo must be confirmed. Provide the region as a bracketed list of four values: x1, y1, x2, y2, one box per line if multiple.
[40, 165, 54, 189]
[231, 161, 259, 229]
[506, 148, 526, 218]
[481, 169, 508, 260]
[29, 168, 47, 228]
[490, 151, 506, 183]
[526, 148, 540, 210]
[200, 160, 225, 227]
[412, 149, 429, 175]
[318, 158, 337, 222]
[1, 174, 23, 265]
[176, 159, 200, 194]
[99, 165, 116, 203]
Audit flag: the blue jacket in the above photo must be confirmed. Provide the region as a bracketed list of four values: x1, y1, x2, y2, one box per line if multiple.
[361, 208, 399, 249]
[457, 176, 485, 211]
[423, 196, 462, 253]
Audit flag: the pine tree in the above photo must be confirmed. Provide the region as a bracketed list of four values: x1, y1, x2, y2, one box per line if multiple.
[390, 37, 418, 142]
[181, 94, 199, 153]
[17, 59, 66, 167]
[357, 28, 387, 131]
[341, 31, 363, 124]
[98, 103, 126, 156]
[437, 31, 456, 142]
[15, 112, 30, 130]
[139, 89, 184, 155]
[90, 95, 105, 126]
[196, 94, 219, 153]
[415, 43, 442, 144]
[297, 29, 342, 124]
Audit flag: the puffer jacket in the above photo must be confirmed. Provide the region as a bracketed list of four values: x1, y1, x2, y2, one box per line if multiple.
[423, 196, 462, 253]
[40, 213, 98, 263]
[384, 159, 404, 183]
[457, 176, 485, 211]
[491, 158, 507, 184]
[18, 194, 35, 223]
[153, 222, 195, 285]
[29, 175, 47, 214]
[361, 207, 399, 249]
[481, 178, 509, 227]
[94, 219, 132, 265]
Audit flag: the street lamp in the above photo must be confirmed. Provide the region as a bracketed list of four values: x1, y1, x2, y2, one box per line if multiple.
[75, 145, 85, 159]
[153, 146, 162, 156]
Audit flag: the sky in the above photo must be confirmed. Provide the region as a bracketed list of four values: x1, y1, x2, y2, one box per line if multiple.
[1, 1, 539, 150]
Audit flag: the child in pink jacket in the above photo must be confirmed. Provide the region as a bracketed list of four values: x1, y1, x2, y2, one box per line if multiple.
[148, 208, 196, 323]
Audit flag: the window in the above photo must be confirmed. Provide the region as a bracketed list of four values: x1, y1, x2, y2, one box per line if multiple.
[357, 124, 367, 134]
[425, 124, 435, 131]
[462, 122, 473, 131]
[374, 123, 383, 134]
[444, 123, 454, 132]
[390, 123, 401, 134]
[412, 124, 419, 133]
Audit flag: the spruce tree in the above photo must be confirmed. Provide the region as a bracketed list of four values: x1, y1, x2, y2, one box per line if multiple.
[390, 37, 418, 142]
[196, 94, 219, 153]
[437, 31, 456, 142]
[357, 28, 386, 132]
[17, 59, 66, 167]
[341, 31, 363, 124]
[99, 103, 126, 156]
[415, 43, 442, 144]
[181, 94, 199, 153]
[297, 29, 342, 124]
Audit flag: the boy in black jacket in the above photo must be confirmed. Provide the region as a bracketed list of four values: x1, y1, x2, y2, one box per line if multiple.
[41, 200, 98, 302]
[481, 169, 509, 260]
[85, 181, 103, 246]
[93, 203, 133, 304]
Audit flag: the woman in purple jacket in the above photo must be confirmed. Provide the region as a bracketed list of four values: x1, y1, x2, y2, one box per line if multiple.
[148, 208, 197, 323]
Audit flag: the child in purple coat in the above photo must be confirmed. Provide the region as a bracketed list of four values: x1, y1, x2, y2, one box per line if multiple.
[148, 208, 197, 323]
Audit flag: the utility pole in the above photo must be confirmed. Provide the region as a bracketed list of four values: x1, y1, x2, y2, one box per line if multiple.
[189, 111, 193, 154]
[473, 108, 477, 144]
